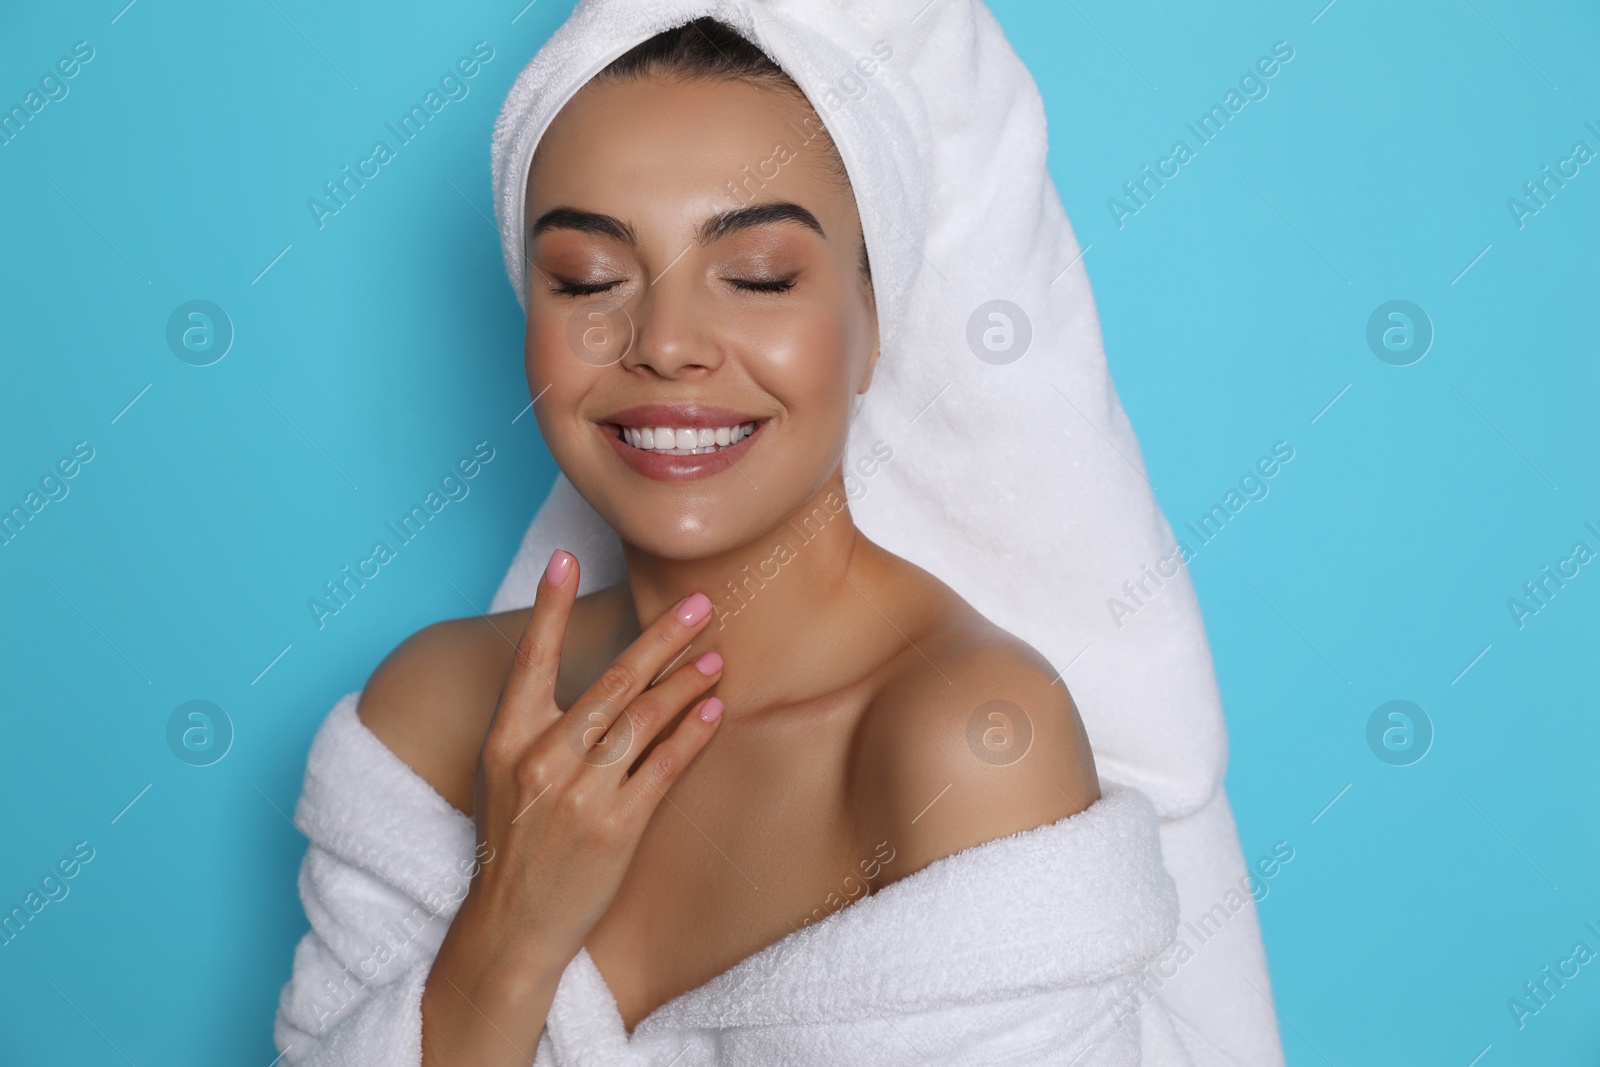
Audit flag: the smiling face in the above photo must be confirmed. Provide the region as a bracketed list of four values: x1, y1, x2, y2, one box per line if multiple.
[522, 73, 879, 561]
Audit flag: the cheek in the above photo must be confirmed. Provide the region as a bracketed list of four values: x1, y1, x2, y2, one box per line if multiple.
[525, 314, 601, 443]
[525, 311, 589, 390]
[744, 311, 856, 411]
[523, 313, 554, 379]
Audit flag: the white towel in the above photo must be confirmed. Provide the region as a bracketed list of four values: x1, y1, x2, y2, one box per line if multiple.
[274, 694, 1206, 1065]
[487, 1, 1283, 1063]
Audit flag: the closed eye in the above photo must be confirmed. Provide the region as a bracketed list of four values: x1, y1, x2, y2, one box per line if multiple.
[547, 276, 796, 296]
[548, 279, 622, 297]
[728, 276, 797, 293]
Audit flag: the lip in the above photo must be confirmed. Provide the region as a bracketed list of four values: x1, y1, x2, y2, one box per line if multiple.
[596, 403, 769, 483]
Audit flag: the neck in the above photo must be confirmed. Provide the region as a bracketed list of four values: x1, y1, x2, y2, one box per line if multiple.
[614, 469, 872, 711]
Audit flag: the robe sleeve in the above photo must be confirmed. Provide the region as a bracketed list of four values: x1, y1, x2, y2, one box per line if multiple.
[272, 838, 438, 1065]
[270, 694, 502, 1065]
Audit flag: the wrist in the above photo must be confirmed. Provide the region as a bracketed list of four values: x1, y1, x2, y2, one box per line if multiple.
[422, 916, 568, 1067]
[435, 889, 572, 1004]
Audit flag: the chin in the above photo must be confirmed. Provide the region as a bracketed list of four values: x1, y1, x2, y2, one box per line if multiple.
[598, 502, 758, 563]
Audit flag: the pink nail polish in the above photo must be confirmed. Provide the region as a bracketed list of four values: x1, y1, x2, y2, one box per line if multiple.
[545, 550, 572, 587]
[676, 592, 712, 626]
[698, 697, 724, 723]
[693, 651, 723, 676]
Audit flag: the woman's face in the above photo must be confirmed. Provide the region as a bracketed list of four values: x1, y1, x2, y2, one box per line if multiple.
[523, 74, 879, 561]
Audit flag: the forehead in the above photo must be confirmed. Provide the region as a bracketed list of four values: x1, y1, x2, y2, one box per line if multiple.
[526, 75, 851, 222]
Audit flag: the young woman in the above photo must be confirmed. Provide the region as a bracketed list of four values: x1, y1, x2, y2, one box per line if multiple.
[274, 7, 1283, 1066]
[381, 21, 1098, 1059]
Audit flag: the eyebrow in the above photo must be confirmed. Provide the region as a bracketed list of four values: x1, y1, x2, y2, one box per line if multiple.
[528, 201, 826, 248]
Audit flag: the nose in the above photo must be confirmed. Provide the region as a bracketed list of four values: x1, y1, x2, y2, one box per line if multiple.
[622, 265, 721, 379]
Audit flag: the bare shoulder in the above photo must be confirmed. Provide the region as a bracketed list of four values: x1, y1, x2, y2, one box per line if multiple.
[853, 588, 1100, 885]
[356, 608, 533, 814]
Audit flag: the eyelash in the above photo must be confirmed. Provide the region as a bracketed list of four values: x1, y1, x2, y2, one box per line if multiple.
[545, 276, 796, 297]
[548, 280, 619, 297]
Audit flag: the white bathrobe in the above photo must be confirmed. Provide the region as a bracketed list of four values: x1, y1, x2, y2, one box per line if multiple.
[274, 694, 1204, 1066]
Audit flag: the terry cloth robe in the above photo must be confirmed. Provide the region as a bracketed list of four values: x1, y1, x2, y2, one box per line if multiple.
[273, 693, 1200, 1066]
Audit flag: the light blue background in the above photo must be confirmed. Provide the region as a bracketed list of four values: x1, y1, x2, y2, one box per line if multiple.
[2, 1, 1595, 1063]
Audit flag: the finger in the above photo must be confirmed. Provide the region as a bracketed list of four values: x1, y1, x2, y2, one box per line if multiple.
[615, 695, 725, 819]
[565, 591, 715, 749]
[587, 649, 724, 779]
[487, 549, 579, 748]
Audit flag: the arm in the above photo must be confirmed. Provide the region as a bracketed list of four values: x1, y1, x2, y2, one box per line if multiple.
[270, 673, 512, 1064]
[273, 623, 565, 1065]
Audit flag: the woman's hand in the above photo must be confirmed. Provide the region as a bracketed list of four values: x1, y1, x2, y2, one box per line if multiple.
[420, 548, 725, 1066]
[467, 546, 726, 959]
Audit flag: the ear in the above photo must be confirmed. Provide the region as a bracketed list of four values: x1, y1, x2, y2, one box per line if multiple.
[856, 312, 881, 395]
[856, 344, 881, 396]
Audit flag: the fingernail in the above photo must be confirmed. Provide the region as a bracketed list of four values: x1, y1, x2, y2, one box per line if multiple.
[545, 550, 572, 587]
[693, 651, 723, 676]
[698, 697, 724, 724]
[676, 592, 712, 626]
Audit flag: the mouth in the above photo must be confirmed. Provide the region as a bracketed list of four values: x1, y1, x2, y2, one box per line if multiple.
[596, 403, 769, 482]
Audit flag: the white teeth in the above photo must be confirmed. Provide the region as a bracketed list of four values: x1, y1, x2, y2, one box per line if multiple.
[620, 421, 758, 455]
